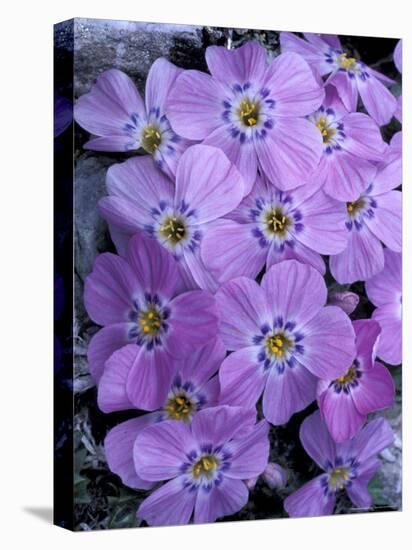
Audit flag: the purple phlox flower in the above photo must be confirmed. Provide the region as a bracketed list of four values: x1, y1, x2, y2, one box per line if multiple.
[84, 231, 218, 409]
[366, 249, 402, 365]
[99, 144, 244, 292]
[134, 405, 269, 526]
[100, 338, 225, 491]
[307, 86, 387, 201]
[280, 32, 397, 125]
[54, 94, 72, 138]
[201, 173, 348, 282]
[330, 148, 402, 283]
[284, 410, 394, 517]
[74, 60, 191, 178]
[317, 319, 395, 442]
[216, 260, 356, 425]
[166, 40, 324, 193]
[327, 290, 359, 315]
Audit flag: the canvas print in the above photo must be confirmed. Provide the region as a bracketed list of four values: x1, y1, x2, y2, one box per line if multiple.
[53, 18, 402, 531]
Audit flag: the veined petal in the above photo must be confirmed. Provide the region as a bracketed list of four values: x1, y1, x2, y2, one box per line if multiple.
[194, 476, 248, 524]
[206, 41, 267, 86]
[279, 32, 330, 75]
[353, 319, 381, 372]
[179, 337, 226, 387]
[98, 345, 135, 413]
[364, 191, 402, 252]
[300, 410, 336, 470]
[318, 386, 366, 443]
[357, 73, 397, 126]
[328, 70, 358, 112]
[87, 323, 134, 382]
[365, 248, 401, 307]
[338, 417, 394, 466]
[227, 420, 270, 479]
[284, 476, 336, 518]
[145, 58, 182, 112]
[372, 304, 402, 365]
[351, 362, 395, 416]
[343, 113, 387, 161]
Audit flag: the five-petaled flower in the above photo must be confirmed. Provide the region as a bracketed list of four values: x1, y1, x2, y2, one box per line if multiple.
[166, 41, 324, 193]
[99, 144, 244, 292]
[84, 231, 218, 410]
[74, 60, 191, 178]
[134, 406, 269, 525]
[202, 173, 348, 281]
[317, 319, 395, 442]
[284, 410, 394, 517]
[216, 260, 356, 425]
[280, 32, 397, 125]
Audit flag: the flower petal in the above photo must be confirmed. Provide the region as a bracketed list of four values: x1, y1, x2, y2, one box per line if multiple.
[179, 337, 226, 386]
[104, 415, 157, 490]
[98, 345, 135, 412]
[318, 385, 366, 443]
[352, 362, 395, 416]
[365, 249, 401, 307]
[342, 113, 387, 161]
[261, 260, 327, 326]
[145, 58, 182, 112]
[262, 361, 318, 425]
[175, 145, 244, 224]
[284, 476, 336, 518]
[357, 73, 397, 126]
[194, 476, 248, 524]
[300, 410, 336, 469]
[227, 420, 269, 479]
[328, 70, 358, 112]
[206, 41, 267, 85]
[364, 191, 402, 252]
[87, 323, 134, 382]
[372, 304, 402, 365]
[219, 347, 268, 409]
[301, 306, 356, 379]
[138, 477, 196, 526]
[215, 277, 269, 350]
[279, 32, 330, 75]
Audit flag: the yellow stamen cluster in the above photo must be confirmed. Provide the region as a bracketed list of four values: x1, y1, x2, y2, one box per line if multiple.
[335, 365, 357, 386]
[165, 394, 194, 422]
[338, 53, 357, 72]
[265, 208, 290, 236]
[142, 125, 162, 154]
[139, 307, 162, 334]
[315, 116, 336, 144]
[328, 467, 350, 492]
[159, 216, 186, 245]
[347, 198, 365, 216]
[192, 455, 219, 479]
[238, 99, 260, 127]
[266, 333, 291, 358]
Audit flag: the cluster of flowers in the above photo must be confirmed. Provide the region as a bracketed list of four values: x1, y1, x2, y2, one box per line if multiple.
[75, 33, 402, 525]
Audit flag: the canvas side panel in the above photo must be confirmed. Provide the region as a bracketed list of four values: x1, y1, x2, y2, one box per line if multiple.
[54, 18, 75, 531]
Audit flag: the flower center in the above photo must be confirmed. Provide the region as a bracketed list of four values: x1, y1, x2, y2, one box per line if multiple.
[141, 124, 162, 154]
[265, 207, 291, 236]
[165, 394, 194, 422]
[316, 116, 336, 144]
[139, 306, 163, 334]
[347, 198, 366, 216]
[192, 455, 219, 479]
[266, 333, 292, 358]
[337, 52, 357, 72]
[238, 98, 260, 127]
[159, 216, 187, 245]
[328, 466, 350, 492]
[335, 365, 358, 385]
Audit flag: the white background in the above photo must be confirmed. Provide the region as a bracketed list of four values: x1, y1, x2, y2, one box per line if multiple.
[0, 0, 410, 548]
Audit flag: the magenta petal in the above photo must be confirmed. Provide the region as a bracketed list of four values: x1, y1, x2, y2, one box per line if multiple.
[98, 345, 135, 412]
[352, 362, 395, 415]
[262, 260, 327, 326]
[343, 113, 387, 161]
[181, 247, 219, 293]
[219, 347, 268, 409]
[179, 337, 226, 387]
[138, 477, 196, 526]
[191, 405, 256, 448]
[338, 417, 394, 466]
[201, 220, 267, 284]
[284, 476, 335, 518]
[126, 346, 175, 411]
[84, 252, 140, 325]
[104, 415, 157, 490]
[194, 476, 248, 524]
[372, 304, 402, 365]
[267, 239, 326, 275]
[279, 33, 328, 74]
[318, 386, 366, 443]
[357, 73, 397, 126]
[373, 155, 402, 194]
[215, 277, 269, 350]
[262, 361, 318, 425]
[330, 227, 384, 284]
[227, 420, 269, 479]
[301, 306, 356, 380]
[353, 319, 381, 372]
[126, 232, 179, 299]
[328, 70, 358, 112]
[256, 117, 323, 190]
[167, 70, 225, 140]
[206, 41, 267, 85]
[166, 290, 218, 357]
[87, 323, 133, 382]
[346, 477, 373, 509]
[364, 190, 402, 252]
[299, 410, 336, 469]
[145, 58, 182, 112]
[175, 145, 244, 224]
[134, 420, 195, 481]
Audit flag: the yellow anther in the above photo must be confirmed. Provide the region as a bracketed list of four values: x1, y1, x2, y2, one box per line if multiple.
[143, 326, 150, 333]
[274, 337, 283, 347]
[148, 312, 154, 319]
[271, 345, 280, 353]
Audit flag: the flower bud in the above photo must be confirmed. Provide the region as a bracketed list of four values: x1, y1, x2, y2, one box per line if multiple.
[328, 291, 359, 315]
[262, 462, 288, 489]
